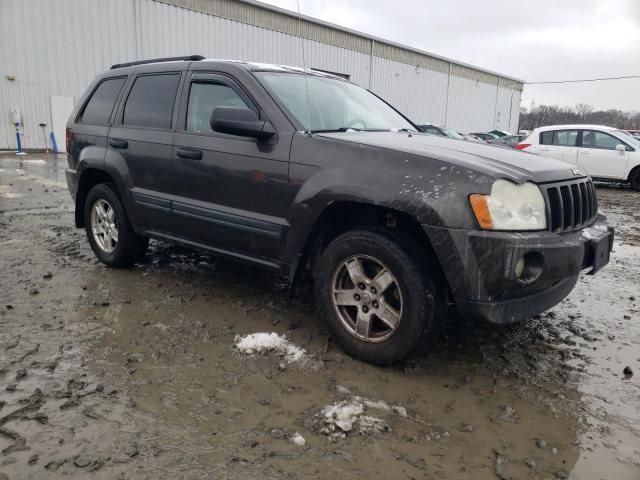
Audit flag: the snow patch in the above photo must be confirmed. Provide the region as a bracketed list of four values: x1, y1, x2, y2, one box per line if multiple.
[315, 395, 407, 438]
[234, 332, 307, 363]
[1, 192, 24, 199]
[20, 159, 47, 165]
[291, 432, 306, 447]
[0, 185, 23, 198]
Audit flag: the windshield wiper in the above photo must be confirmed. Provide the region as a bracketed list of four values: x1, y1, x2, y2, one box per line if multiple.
[310, 127, 362, 133]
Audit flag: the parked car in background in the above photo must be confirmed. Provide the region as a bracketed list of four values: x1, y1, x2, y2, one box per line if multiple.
[460, 133, 485, 143]
[416, 124, 465, 140]
[470, 132, 500, 143]
[517, 125, 640, 190]
[498, 134, 527, 148]
[65, 57, 613, 365]
[489, 130, 511, 138]
[625, 130, 640, 140]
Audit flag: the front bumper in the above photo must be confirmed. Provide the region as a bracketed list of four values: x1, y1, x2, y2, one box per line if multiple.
[424, 218, 614, 324]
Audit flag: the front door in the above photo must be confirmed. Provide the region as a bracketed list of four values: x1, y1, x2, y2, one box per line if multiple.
[172, 73, 290, 265]
[107, 72, 182, 233]
[577, 130, 630, 179]
[538, 129, 579, 164]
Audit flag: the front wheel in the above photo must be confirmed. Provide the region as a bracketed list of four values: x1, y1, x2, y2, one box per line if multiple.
[314, 228, 445, 365]
[84, 183, 148, 267]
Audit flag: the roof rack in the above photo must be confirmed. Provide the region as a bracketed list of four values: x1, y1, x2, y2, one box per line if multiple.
[110, 55, 205, 70]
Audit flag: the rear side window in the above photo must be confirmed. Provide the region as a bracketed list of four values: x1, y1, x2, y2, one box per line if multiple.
[186, 82, 250, 134]
[540, 130, 578, 147]
[79, 77, 125, 125]
[123, 74, 180, 129]
[540, 132, 553, 144]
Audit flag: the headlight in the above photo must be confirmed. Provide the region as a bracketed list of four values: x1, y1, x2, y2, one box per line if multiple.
[469, 180, 547, 230]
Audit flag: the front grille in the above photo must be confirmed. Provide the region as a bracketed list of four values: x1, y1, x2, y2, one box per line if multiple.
[543, 178, 598, 232]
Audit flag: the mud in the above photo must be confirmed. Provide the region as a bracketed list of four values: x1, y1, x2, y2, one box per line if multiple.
[0, 154, 638, 479]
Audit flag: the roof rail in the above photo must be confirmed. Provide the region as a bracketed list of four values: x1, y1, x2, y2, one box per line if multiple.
[110, 55, 205, 70]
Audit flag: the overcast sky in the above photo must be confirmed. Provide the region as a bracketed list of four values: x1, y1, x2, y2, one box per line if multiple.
[259, 0, 640, 112]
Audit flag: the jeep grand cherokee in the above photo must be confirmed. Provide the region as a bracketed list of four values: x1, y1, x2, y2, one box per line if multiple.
[65, 56, 614, 365]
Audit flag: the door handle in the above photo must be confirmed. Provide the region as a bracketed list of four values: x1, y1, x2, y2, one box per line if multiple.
[177, 148, 203, 160]
[579, 151, 589, 155]
[108, 138, 128, 149]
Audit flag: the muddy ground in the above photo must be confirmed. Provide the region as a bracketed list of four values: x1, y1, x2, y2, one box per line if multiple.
[0, 153, 638, 480]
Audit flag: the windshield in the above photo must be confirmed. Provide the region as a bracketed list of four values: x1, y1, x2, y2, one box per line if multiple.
[255, 72, 415, 132]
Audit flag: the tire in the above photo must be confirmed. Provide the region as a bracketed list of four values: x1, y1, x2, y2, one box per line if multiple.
[314, 228, 445, 365]
[629, 167, 640, 192]
[84, 183, 148, 267]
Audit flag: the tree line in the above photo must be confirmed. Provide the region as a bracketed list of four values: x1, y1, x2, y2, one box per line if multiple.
[519, 103, 640, 131]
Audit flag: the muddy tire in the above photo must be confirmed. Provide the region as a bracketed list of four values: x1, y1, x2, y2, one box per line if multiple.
[315, 228, 445, 365]
[84, 183, 148, 267]
[629, 167, 640, 192]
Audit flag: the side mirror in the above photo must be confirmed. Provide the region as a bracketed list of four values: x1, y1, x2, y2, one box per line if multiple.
[615, 144, 626, 152]
[210, 107, 275, 141]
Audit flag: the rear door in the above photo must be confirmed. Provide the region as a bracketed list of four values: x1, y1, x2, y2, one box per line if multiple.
[537, 129, 579, 164]
[171, 72, 291, 264]
[577, 130, 630, 179]
[107, 72, 183, 233]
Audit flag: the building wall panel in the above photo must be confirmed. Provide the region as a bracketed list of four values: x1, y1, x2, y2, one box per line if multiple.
[370, 57, 449, 125]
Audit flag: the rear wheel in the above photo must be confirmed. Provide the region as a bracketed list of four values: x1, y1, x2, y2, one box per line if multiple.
[629, 167, 640, 192]
[315, 228, 445, 365]
[84, 183, 148, 267]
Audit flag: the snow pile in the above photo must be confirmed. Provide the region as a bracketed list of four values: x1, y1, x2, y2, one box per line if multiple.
[315, 395, 407, 438]
[234, 332, 307, 364]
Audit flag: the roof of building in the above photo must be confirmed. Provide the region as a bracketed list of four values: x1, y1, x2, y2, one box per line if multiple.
[156, 0, 525, 85]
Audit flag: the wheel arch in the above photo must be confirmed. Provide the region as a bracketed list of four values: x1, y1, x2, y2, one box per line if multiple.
[74, 168, 123, 227]
[288, 200, 448, 297]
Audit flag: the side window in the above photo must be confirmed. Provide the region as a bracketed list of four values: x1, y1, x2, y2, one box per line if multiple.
[79, 77, 126, 125]
[540, 131, 553, 145]
[123, 74, 180, 129]
[425, 127, 443, 136]
[552, 130, 578, 147]
[582, 130, 621, 150]
[186, 82, 251, 134]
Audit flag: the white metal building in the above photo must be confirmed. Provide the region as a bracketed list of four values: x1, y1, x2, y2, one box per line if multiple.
[0, 0, 524, 151]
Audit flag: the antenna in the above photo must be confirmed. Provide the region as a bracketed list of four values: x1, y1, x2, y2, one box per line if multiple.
[296, 0, 312, 135]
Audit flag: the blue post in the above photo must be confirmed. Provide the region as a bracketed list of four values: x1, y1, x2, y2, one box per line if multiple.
[15, 123, 26, 156]
[15, 125, 22, 152]
[50, 131, 59, 154]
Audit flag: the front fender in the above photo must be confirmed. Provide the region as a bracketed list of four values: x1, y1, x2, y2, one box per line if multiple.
[282, 162, 441, 276]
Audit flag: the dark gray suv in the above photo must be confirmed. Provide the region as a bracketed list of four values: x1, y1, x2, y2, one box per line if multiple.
[65, 56, 613, 365]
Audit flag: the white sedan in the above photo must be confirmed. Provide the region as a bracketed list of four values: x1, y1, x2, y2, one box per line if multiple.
[517, 124, 640, 191]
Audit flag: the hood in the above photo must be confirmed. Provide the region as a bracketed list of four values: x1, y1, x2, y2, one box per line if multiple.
[317, 131, 586, 184]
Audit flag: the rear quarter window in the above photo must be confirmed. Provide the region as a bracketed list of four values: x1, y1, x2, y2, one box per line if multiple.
[78, 77, 126, 125]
